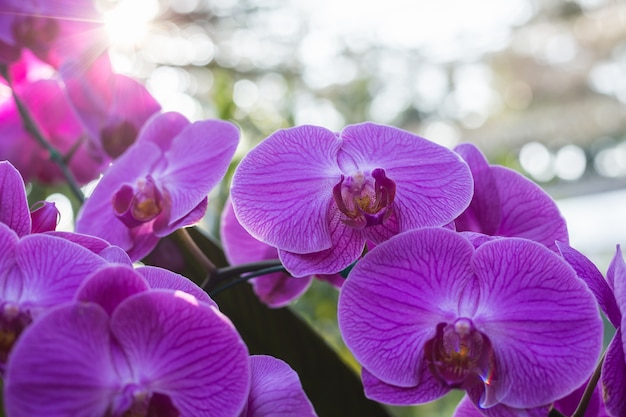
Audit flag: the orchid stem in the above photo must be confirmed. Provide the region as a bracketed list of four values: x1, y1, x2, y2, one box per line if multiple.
[0, 66, 85, 203]
[175, 228, 216, 275]
[209, 265, 287, 297]
[202, 259, 285, 292]
[571, 349, 606, 417]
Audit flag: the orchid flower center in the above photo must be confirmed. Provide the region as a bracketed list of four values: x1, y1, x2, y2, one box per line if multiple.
[118, 388, 180, 417]
[12, 16, 60, 52]
[424, 318, 495, 390]
[112, 176, 164, 228]
[332, 168, 396, 229]
[0, 303, 32, 366]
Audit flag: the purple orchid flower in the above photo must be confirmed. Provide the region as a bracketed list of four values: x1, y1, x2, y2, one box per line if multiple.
[0, 221, 107, 371]
[76, 111, 239, 261]
[557, 242, 626, 417]
[4, 263, 250, 417]
[0, 0, 106, 67]
[454, 143, 568, 252]
[240, 355, 317, 417]
[61, 53, 161, 159]
[338, 227, 602, 412]
[231, 123, 473, 277]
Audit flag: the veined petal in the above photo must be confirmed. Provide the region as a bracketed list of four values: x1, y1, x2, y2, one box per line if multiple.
[489, 166, 568, 251]
[279, 206, 364, 277]
[472, 238, 602, 408]
[454, 143, 501, 235]
[4, 303, 119, 417]
[361, 365, 450, 406]
[0, 223, 19, 298]
[456, 392, 549, 417]
[136, 265, 216, 307]
[75, 265, 149, 316]
[159, 120, 239, 225]
[611, 246, 626, 321]
[0, 161, 31, 236]
[338, 123, 473, 230]
[231, 125, 343, 254]
[338, 228, 475, 387]
[111, 290, 250, 417]
[45, 231, 110, 254]
[602, 333, 626, 417]
[244, 355, 317, 417]
[15, 234, 107, 314]
[557, 241, 620, 327]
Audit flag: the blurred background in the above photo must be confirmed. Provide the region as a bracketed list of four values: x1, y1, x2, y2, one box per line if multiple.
[92, 0, 626, 415]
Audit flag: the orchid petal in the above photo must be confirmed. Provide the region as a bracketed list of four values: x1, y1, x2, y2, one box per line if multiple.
[0, 223, 19, 295]
[45, 231, 110, 254]
[0, 161, 31, 236]
[458, 391, 550, 417]
[488, 166, 568, 251]
[75, 265, 149, 316]
[338, 123, 473, 230]
[244, 355, 317, 417]
[602, 333, 626, 417]
[159, 120, 238, 225]
[4, 303, 119, 417]
[15, 234, 107, 314]
[557, 241, 621, 327]
[472, 238, 602, 408]
[610, 245, 626, 317]
[136, 111, 189, 151]
[231, 125, 342, 253]
[29, 201, 58, 233]
[98, 246, 133, 265]
[361, 365, 450, 406]
[454, 143, 501, 235]
[279, 206, 364, 277]
[338, 228, 475, 387]
[111, 290, 250, 417]
[136, 265, 216, 307]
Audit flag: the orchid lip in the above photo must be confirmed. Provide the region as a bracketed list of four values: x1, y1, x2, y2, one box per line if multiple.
[112, 176, 164, 228]
[332, 168, 396, 229]
[424, 318, 496, 393]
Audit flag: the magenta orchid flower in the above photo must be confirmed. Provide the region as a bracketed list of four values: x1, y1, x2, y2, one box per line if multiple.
[61, 53, 161, 159]
[0, 222, 107, 370]
[76, 111, 239, 261]
[4, 264, 250, 417]
[557, 242, 626, 417]
[231, 123, 473, 277]
[453, 143, 568, 252]
[0, 69, 106, 184]
[241, 355, 317, 417]
[0, 0, 106, 67]
[338, 228, 602, 413]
